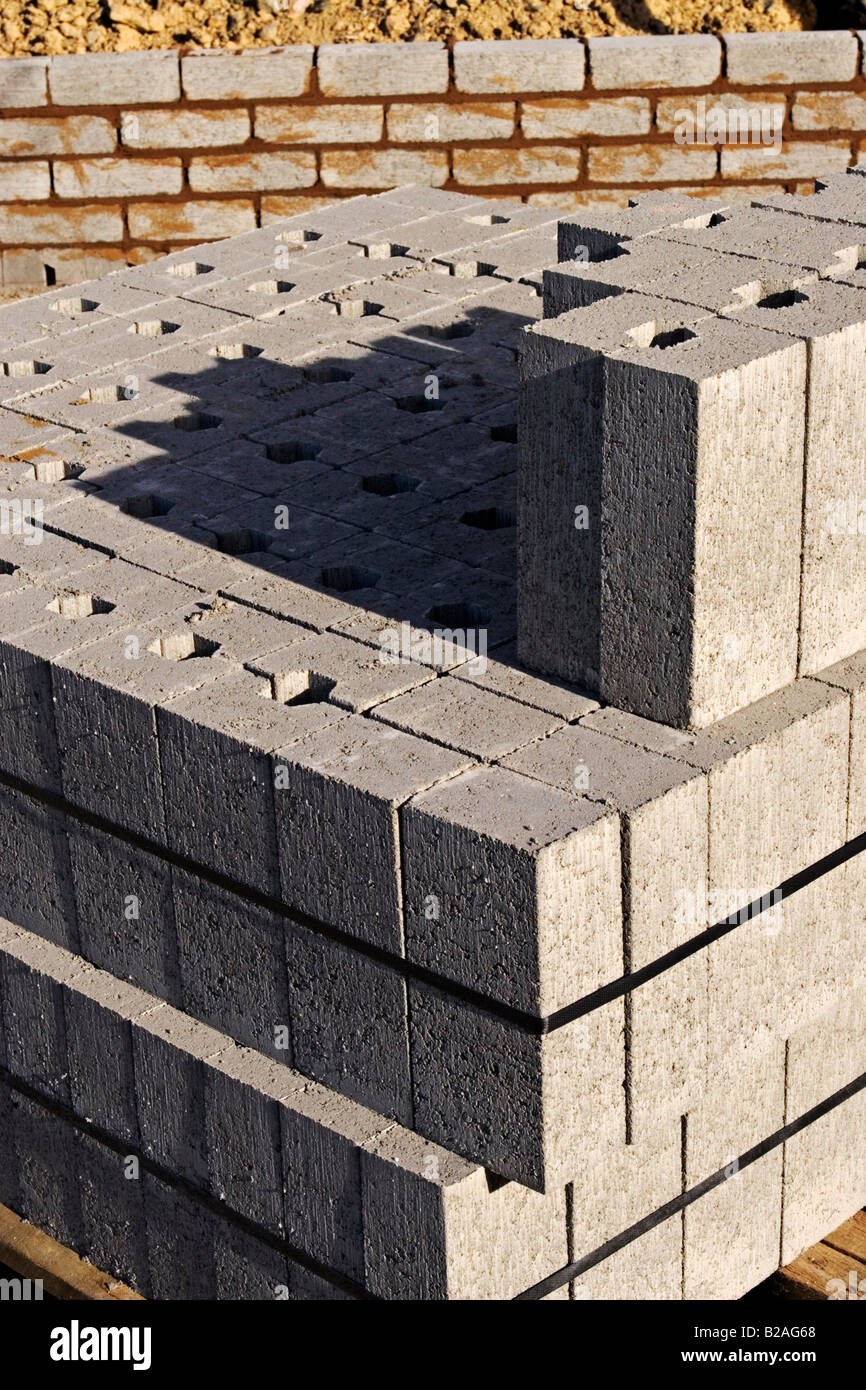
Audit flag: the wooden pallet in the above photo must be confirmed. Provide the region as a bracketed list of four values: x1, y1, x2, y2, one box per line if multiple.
[0, 1203, 142, 1301]
[759, 1210, 866, 1301]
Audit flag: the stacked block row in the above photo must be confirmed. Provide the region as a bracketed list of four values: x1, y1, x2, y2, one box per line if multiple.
[3, 31, 866, 289]
[0, 185, 864, 1296]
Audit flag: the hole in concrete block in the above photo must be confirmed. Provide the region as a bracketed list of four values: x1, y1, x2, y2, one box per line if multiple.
[128, 319, 180, 337]
[590, 244, 629, 263]
[628, 321, 697, 351]
[147, 631, 220, 661]
[263, 669, 338, 706]
[276, 229, 322, 246]
[210, 343, 264, 361]
[72, 384, 130, 405]
[52, 297, 99, 315]
[679, 211, 728, 231]
[360, 473, 420, 497]
[0, 561, 18, 576]
[167, 261, 213, 278]
[172, 411, 222, 432]
[264, 439, 322, 465]
[3, 360, 52, 378]
[324, 297, 382, 318]
[465, 213, 510, 226]
[248, 280, 294, 295]
[446, 260, 498, 279]
[418, 321, 474, 341]
[319, 565, 380, 592]
[213, 528, 271, 555]
[358, 242, 408, 259]
[426, 601, 492, 627]
[490, 423, 517, 444]
[485, 1171, 511, 1192]
[30, 453, 82, 483]
[119, 494, 174, 519]
[302, 364, 353, 384]
[756, 288, 809, 310]
[44, 264, 57, 286]
[460, 507, 516, 531]
[46, 591, 115, 619]
[394, 395, 444, 414]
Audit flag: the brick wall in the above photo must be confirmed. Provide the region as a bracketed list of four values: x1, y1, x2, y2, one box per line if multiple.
[1, 31, 866, 290]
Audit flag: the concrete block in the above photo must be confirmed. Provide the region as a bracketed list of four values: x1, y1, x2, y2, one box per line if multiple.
[64, 968, 164, 1145]
[571, 1125, 682, 1260]
[157, 663, 346, 894]
[663, 204, 864, 276]
[401, 763, 620, 1014]
[409, 981, 625, 1190]
[817, 648, 866, 838]
[76, 1127, 150, 1297]
[204, 1046, 292, 1237]
[755, 169, 866, 226]
[724, 31, 858, 85]
[49, 51, 181, 105]
[181, 46, 314, 100]
[0, 56, 48, 107]
[0, 929, 90, 1101]
[272, 714, 469, 954]
[67, 824, 180, 1004]
[0, 786, 78, 952]
[453, 39, 585, 93]
[257, 103, 383, 144]
[0, 1083, 22, 1213]
[213, 1222, 291, 1302]
[372, 676, 561, 761]
[361, 1127, 568, 1299]
[781, 988, 866, 1265]
[683, 1047, 785, 1299]
[571, 1216, 683, 1301]
[450, 642, 599, 720]
[317, 42, 448, 97]
[142, 1173, 217, 1300]
[8, 1094, 84, 1253]
[589, 35, 721, 89]
[133, 1005, 227, 1195]
[522, 96, 650, 139]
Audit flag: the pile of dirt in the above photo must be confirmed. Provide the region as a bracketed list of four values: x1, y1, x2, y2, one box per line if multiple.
[0, 0, 846, 61]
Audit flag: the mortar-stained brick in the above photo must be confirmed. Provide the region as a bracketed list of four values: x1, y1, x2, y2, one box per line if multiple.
[188, 151, 317, 193]
[387, 102, 515, 143]
[321, 149, 448, 189]
[260, 194, 341, 222]
[126, 200, 256, 241]
[521, 96, 649, 138]
[720, 140, 851, 180]
[792, 91, 866, 131]
[255, 103, 383, 145]
[121, 108, 251, 150]
[49, 50, 181, 105]
[0, 203, 124, 244]
[53, 157, 184, 200]
[317, 41, 448, 97]
[453, 39, 585, 94]
[453, 145, 581, 185]
[725, 31, 858, 85]
[588, 144, 717, 183]
[181, 46, 313, 100]
[0, 116, 116, 158]
[589, 35, 721, 90]
[0, 162, 51, 201]
[655, 91, 786, 137]
[0, 57, 48, 108]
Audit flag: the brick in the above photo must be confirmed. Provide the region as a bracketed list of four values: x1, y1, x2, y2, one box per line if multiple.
[317, 41, 448, 97]
[49, 50, 181, 105]
[453, 145, 581, 186]
[121, 108, 250, 150]
[387, 101, 514, 143]
[256, 103, 383, 144]
[0, 203, 124, 244]
[721, 140, 851, 181]
[792, 90, 866, 132]
[781, 988, 866, 1265]
[0, 56, 48, 108]
[655, 90, 786, 139]
[182, 46, 313, 100]
[0, 116, 116, 157]
[818, 649, 866, 838]
[321, 149, 449, 189]
[126, 200, 256, 241]
[0, 161, 50, 201]
[187, 151, 317, 194]
[261, 194, 341, 223]
[588, 35, 721, 90]
[519, 297, 805, 727]
[454, 39, 585, 94]
[587, 144, 717, 183]
[683, 1048, 785, 1299]
[273, 713, 468, 953]
[724, 31, 857, 86]
[521, 96, 649, 139]
[53, 157, 184, 200]
[362, 1127, 567, 1299]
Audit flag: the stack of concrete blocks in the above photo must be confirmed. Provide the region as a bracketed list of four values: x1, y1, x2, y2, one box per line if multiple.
[0, 180, 863, 1301]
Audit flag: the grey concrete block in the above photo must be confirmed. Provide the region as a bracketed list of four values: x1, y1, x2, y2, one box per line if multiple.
[0, 1082, 22, 1212]
[557, 189, 728, 261]
[409, 981, 625, 1191]
[450, 641, 599, 720]
[67, 824, 181, 1003]
[273, 715, 470, 953]
[157, 663, 346, 894]
[571, 1216, 683, 1301]
[361, 1127, 567, 1300]
[64, 969, 164, 1144]
[142, 1172, 217, 1300]
[173, 870, 290, 1059]
[372, 675, 561, 760]
[213, 1222, 291, 1302]
[76, 1126, 150, 1297]
[204, 1046, 292, 1237]
[817, 648, 866, 839]
[0, 786, 78, 952]
[0, 929, 90, 1101]
[754, 170, 866, 227]
[663, 204, 863, 276]
[401, 764, 620, 1014]
[9, 1095, 84, 1253]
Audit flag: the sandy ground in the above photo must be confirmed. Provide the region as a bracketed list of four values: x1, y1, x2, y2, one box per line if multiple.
[0, 0, 840, 60]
